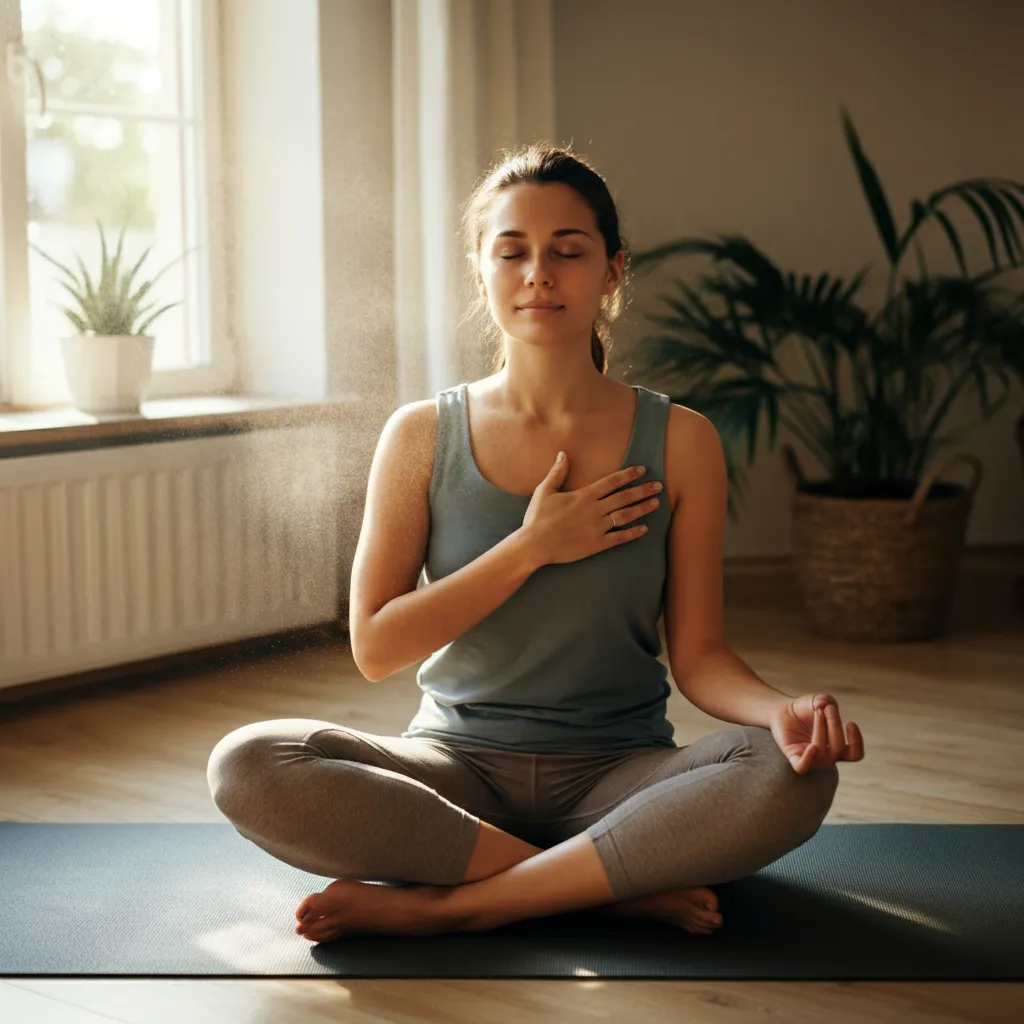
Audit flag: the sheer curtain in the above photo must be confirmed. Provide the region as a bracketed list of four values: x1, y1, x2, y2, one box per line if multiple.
[391, 0, 555, 406]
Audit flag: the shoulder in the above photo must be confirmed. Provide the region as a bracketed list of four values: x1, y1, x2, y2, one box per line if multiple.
[385, 397, 437, 442]
[664, 401, 725, 513]
[376, 399, 440, 484]
[666, 400, 719, 448]
[388, 382, 472, 463]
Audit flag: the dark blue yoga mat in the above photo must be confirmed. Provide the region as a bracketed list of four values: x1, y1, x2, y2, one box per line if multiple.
[0, 822, 1020, 979]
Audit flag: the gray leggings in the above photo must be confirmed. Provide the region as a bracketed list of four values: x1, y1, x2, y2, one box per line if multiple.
[206, 718, 839, 902]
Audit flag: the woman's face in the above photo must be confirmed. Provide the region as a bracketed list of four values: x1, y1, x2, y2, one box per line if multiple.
[476, 182, 623, 343]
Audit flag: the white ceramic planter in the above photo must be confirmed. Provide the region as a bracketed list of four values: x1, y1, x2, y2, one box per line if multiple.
[60, 334, 155, 415]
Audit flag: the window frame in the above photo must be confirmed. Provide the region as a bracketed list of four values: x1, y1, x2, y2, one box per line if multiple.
[0, 0, 235, 410]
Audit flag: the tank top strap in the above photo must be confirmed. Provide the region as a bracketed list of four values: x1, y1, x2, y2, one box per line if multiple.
[630, 385, 671, 478]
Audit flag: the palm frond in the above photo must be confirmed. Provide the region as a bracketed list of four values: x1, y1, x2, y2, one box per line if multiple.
[841, 105, 899, 263]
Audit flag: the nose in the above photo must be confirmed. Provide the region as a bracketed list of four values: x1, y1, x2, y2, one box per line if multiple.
[524, 253, 554, 288]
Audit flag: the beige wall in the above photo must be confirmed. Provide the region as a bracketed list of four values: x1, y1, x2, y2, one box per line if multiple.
[221, 0, 328, 398]
[553, 0, 1024, 557]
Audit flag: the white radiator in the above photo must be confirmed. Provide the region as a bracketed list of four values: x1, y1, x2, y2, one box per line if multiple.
[0, 425, 346, 690]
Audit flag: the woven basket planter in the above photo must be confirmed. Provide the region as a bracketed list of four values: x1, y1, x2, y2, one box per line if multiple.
[782, 445, 984, 642]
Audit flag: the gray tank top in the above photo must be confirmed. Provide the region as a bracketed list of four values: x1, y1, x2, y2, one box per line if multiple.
[401, 381, 676, 754]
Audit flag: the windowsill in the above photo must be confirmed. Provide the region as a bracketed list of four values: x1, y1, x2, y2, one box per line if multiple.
[0, 392, 366, 459]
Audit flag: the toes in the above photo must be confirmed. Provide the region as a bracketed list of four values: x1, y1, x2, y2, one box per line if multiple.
[678, 886, 718, 914]
[684, 918, 712, 935]
[299, 919, 328, 942]
[295, 905, 327, 935]
[699, 889, 719, 913]
[691, 906, 722, 930]
[295, 896, 318, 921]
[700, 909, 724, 933]
[694, 915, 721, 934]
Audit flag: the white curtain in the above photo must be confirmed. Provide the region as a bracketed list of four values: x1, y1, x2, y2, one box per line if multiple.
[391, 0, 556, 406]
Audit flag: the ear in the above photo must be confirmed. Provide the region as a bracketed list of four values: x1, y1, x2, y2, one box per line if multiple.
[471, 254, 485, 296]
[603, 249, 625, 295]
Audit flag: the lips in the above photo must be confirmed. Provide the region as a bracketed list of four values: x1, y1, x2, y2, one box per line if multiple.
[519, 303, 563, 310]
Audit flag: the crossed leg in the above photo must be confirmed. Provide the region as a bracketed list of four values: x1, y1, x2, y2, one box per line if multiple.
[287, 726, 838, 940]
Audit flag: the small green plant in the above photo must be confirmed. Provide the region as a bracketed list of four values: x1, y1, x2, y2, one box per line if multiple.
[31, 219, 195, 336]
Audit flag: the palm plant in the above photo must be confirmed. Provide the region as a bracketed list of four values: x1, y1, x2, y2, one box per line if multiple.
[31, 219, 194, 337]
[618, 106, 1024, 520]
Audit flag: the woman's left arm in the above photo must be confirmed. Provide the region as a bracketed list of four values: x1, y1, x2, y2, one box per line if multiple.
[662, 408, 865, 772]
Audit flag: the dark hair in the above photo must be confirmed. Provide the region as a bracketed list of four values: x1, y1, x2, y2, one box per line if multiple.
[460, 142, 631, 374]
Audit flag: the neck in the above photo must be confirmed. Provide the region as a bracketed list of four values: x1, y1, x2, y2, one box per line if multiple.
[496, 342, 609, 424]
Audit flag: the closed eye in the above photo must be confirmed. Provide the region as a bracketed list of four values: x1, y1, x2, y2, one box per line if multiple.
[500, 254, 582, 260]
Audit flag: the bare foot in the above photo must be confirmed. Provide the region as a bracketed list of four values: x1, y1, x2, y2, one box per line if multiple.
[605, 884, 723, 935]
[293, 879, 723, 943]
[294, 879, 447, 942]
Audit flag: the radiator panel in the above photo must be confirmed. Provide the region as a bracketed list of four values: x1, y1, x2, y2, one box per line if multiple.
[0, 427, 344, 689]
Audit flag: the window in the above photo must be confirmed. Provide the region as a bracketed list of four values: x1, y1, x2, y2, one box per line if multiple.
[0, 0, 232, 410]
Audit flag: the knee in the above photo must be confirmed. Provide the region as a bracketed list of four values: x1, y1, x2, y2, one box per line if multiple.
[206, 723, 257, 817]
[205, 719, 294, 820]
[741, 724, 840, 820]
[800, 759, 840, 822]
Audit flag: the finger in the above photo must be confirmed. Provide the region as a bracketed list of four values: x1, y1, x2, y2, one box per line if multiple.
[804, 741, 819, 772]
[816, 706, 837, 765]
[843, 722, 866, 762]
[824, 703, 847, 757]
[813, 704, 827, 755]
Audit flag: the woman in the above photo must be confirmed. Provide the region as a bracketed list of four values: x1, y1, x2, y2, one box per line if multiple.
[207, 144, 865, 943]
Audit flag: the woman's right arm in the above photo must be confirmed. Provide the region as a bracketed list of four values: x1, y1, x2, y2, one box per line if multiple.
[349, 401, 542, 682]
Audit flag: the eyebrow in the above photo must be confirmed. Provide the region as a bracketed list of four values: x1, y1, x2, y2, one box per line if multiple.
[492, 228, 593, 241]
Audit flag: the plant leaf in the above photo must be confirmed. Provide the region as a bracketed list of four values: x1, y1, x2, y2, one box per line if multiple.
[948, 185, 1000, 268]
[929, 206, 968, 276]
[841, 105, 899, 264]
[55, 305, 88, 333]
[974, 184, 1023, 263]
[135, 301, 180, 335]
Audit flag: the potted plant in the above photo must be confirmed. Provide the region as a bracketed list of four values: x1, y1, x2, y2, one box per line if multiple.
[618, 106, 1024, 642]
[31, 220, 193, 415]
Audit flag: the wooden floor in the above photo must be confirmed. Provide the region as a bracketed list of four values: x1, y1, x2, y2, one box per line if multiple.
[1, 555, 1022, 1023]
